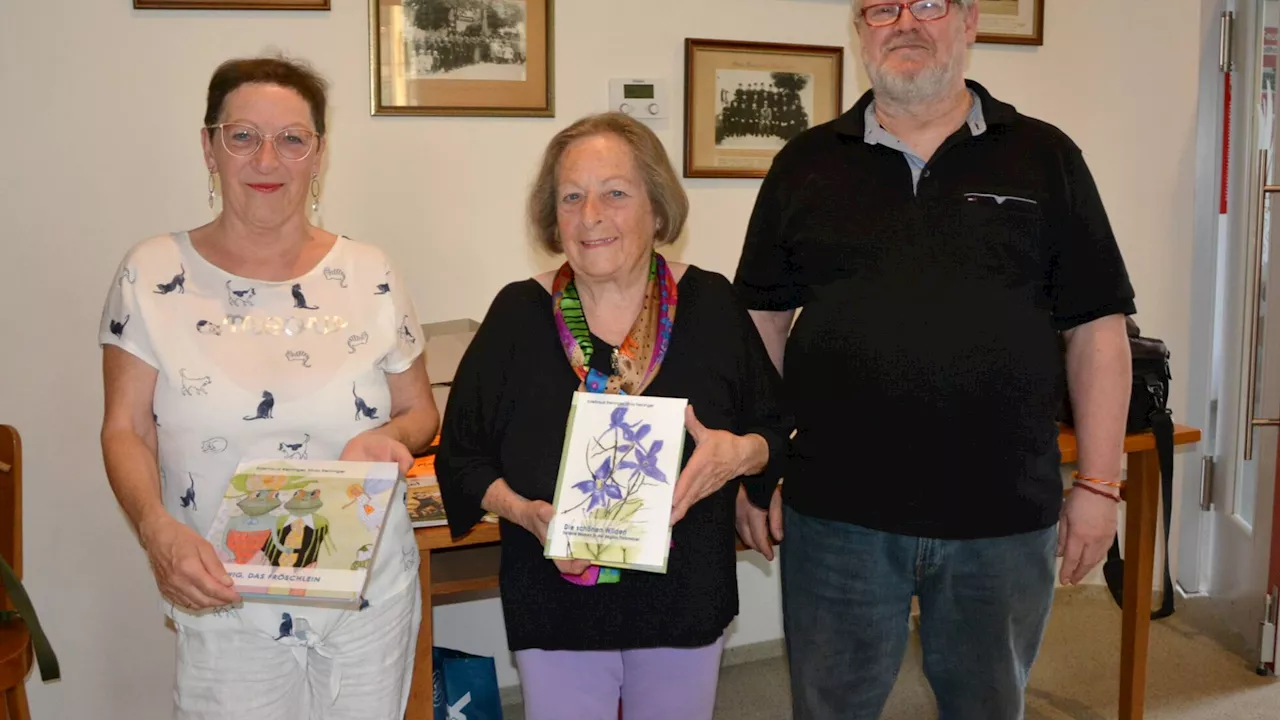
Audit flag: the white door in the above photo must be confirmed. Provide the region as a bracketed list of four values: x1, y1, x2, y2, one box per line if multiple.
[1180, 0, 1280, 671]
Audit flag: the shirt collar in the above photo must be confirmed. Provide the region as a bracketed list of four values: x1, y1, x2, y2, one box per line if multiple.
[863, 88, 987, 148]
[834, 79, 1015, 138]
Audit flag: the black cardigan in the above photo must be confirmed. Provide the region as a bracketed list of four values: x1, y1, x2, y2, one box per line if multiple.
[435, 266, 791, 651]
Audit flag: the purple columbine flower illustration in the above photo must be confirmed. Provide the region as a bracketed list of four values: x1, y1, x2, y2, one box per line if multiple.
[619, 440, 667, 484]
[572, 457, 623, 511]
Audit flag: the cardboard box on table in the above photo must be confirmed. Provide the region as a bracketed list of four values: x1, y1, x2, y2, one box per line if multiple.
[421, 318, 480, 415]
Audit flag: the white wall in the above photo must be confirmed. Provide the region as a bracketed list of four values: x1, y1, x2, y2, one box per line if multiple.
[0, 0, 1205, 717]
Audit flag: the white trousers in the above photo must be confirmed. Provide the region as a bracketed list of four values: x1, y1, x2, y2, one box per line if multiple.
[173, 577, 422, 720]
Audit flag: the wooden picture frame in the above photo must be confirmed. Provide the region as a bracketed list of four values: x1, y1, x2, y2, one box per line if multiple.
[683, 38, 843, 179]
[370, 0, 554, 117]
[975, 0, 1044, 46]
[134, 0, 329, 8]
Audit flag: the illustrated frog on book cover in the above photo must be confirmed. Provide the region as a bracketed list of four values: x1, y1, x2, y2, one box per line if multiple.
[220, 489, 282, 565]
[263, 488, 335, 569]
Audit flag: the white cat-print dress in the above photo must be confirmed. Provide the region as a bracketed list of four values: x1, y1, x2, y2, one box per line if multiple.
[98, 231, 423, 636]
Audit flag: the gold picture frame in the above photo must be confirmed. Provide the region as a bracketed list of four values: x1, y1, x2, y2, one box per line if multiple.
[134, 0, 329, 8]
[683, 38, 843, 179]
[370, 0, 554, 117]
[975, 0, 1044, 46]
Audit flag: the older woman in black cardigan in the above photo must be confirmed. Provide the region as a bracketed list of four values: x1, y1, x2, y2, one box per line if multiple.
[435, 112, 790, 720]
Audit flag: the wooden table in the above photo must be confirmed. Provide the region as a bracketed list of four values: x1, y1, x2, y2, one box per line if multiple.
[406, 423, 1202, 720]
[1058, 423, 1201, 720]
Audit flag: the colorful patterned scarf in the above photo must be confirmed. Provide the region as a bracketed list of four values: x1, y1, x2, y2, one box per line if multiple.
[551, 252, 678, 585]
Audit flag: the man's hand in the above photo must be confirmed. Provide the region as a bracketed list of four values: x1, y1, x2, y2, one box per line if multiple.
[736, 485, 784, 561]
[1057, 488, 1119, 585]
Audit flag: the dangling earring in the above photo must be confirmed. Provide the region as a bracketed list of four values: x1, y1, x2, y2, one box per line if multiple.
[207, 171, 216, 209]
[310, 172, 320, 215]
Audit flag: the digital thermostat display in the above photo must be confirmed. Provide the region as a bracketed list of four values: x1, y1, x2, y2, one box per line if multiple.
[624, 84, 655, 99]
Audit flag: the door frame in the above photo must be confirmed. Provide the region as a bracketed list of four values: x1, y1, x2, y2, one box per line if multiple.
[1179, 0, 1233, 597]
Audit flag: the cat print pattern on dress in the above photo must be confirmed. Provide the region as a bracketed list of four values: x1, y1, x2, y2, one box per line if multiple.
[290, 283, 319, 310]
[118, 267, 136, 287]
[109, 315, 130, 338]
[180, 369, 211, 396]
[226, 280, 256, 307]
[285, 350, 312, 368]
[279, 433, 309, 459]
[201, 437, 228, 454]
[352, 383, 378, 420]
[323, 267, 348, 288]
[179, 472, 197, 510]
[243, 391, 275, 420]
[374, 271, 391, 295]
[347, 332, 369, 354]
[154, 264, 186, 294]
[196, 320, 222, 336]
[398, 315, 416, 345]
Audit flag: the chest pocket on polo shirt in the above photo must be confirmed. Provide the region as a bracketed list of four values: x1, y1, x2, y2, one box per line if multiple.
[959, 192, 1045, 288]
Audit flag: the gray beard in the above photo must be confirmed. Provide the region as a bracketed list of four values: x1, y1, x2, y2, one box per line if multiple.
[865, 48, 967, 107]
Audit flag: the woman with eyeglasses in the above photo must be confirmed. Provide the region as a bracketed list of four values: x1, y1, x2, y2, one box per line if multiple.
[96, 55, 439, 719]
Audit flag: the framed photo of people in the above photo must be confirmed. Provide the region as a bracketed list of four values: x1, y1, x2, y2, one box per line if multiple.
[975, 0, 1044, 46]
[683, 38, 843, 179]
[369, 0, 554, 117]
[134, 0, 329, 8]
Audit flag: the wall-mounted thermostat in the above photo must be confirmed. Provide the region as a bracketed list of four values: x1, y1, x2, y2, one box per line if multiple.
[609, 78, 668, 119]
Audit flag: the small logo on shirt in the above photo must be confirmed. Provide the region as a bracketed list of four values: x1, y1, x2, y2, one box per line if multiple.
[964, 192, 1038, 207]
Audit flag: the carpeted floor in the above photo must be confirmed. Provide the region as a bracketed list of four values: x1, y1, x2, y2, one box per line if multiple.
[502, 586, 1280, 719]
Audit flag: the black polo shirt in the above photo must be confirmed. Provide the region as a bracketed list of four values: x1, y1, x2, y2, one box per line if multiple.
[733, 80, 1136, 539]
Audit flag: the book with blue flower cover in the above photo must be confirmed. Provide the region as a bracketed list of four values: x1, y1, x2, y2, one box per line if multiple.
[204, 459, 401, 608]
[544, 392, 689, 573]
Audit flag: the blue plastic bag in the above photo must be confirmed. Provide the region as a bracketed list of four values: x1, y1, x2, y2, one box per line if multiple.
[432, 646, 504, 720]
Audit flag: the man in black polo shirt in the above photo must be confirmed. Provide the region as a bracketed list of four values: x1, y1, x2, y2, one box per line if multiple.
[732, 1, 1135, 718]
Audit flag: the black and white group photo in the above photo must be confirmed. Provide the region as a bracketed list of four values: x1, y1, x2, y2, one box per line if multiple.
[402, 0, 527, 81]
[714, 70, 814, 149]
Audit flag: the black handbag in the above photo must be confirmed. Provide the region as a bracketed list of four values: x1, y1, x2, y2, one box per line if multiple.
[1060, 317, 1176, 619]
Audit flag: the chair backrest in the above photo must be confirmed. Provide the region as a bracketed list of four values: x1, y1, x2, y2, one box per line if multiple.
[0, 425, 21, 596]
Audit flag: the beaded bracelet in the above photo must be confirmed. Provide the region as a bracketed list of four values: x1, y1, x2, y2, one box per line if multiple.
[1071, 480, 1121, 503]
[1072, 471, 1124, 489]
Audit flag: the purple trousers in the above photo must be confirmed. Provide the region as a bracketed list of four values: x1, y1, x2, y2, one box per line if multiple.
[513, 634, 727, 720]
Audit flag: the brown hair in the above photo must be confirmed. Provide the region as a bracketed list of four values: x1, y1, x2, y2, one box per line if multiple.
[203, 55, 329, 137]
[528, 112, 689, 254]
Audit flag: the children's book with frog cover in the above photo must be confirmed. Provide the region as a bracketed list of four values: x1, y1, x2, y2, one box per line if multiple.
[544, 393, 688, 573]
[204, 459, 400, 608]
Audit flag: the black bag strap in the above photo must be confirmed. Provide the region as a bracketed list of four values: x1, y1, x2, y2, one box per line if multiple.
[0, 553, 60, 682]
[1102, 407, 1176, 619]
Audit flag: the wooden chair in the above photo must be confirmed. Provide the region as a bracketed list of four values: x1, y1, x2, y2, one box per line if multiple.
[0, 425, 31, 720]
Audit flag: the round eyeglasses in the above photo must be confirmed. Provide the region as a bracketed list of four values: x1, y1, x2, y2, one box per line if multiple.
[206, 122, 319, 161]
[860, 0, 955, 27]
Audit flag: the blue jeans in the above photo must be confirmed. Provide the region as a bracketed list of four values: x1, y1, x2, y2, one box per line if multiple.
[780, 505, 1058, 720]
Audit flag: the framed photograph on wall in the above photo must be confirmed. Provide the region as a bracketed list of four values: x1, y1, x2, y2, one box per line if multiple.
[683, 38, 843, 179]
[134, 0, 329, 8]
[975, 0, 1044, 46]
[370, 0, 554, 117]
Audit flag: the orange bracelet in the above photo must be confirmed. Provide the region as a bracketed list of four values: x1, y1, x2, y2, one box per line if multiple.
[1073, 471, 1123, 489]
[1072, 480, 1121, 503]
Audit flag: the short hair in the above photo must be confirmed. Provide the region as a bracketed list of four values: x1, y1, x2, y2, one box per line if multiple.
[203, 55, 329, 138]
[528, 112, 689, 255]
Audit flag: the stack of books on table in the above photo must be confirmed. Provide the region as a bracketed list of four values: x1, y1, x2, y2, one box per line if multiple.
[406, 436, 498, 529]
